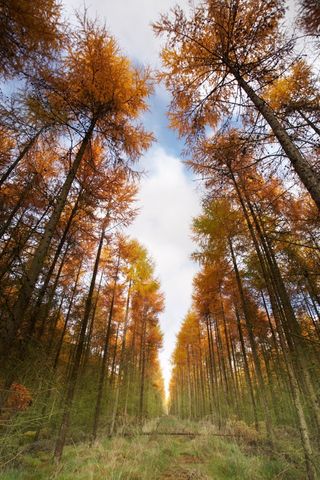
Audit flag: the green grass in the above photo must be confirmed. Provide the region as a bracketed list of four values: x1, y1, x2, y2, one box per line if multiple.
[0, 417, 314, 479]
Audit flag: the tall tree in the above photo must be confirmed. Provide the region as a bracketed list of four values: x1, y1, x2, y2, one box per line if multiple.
[0, 17, 153, 360]
[154, 0, 320, 208]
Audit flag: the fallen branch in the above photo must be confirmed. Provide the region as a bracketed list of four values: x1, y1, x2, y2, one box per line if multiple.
[121, 431, 244, 437]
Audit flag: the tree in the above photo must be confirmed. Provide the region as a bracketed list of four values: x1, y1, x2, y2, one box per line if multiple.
[154, 0, 320, 209]
[0, 17, 153, 360]
[0, 0, 62, 77]
[299, 0, 320, 37]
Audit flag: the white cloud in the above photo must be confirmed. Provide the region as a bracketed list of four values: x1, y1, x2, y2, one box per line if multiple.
[128, 147, 201, 396]
[63, 0, 191, 66]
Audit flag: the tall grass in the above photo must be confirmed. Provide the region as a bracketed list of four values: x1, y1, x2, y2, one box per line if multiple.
[0, 418, 312, 479]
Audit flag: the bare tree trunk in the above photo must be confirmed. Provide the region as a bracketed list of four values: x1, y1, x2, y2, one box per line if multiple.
[234, 306, 259, 431]
[28, 189, 82, 339]
[108, 322, 120, 388]
[2, 120, 96, 359]
[229, 237, 273, 443]
[0, 128, 44, 188]
[91, 256, 120, 443]
[53, 219, 104, 462]
[220, 294, 240, 415]
[36, 241, 71, 340]
[186, 345, 192, 420]
[53, 260, 83, 370]
[110, 280, 131, 435]
[206, 313, 222, 428]
[82, 269, 105, 373]
[0, 174, 37, 239]
[230, 67, 320, 209]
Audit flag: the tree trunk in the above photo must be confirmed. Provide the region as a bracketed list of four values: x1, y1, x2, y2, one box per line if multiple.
[29, 189, 82, 338]
[0, 174, 37, 239]
[91, 256, 120, 443]
[82, 269, 105, 373]
[53, 219, 104, 462]
[234, 305, 259, 431]
[36, 241, 71, 341]
[229, 237, 273, 442]
[110, 280, 131, 435]
[230, 67, 320, 209]
[2, 120, 96, 359]
[0, 128, 44, 188]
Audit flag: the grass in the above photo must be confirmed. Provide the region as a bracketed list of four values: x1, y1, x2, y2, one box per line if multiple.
[0, 417, 314, 479]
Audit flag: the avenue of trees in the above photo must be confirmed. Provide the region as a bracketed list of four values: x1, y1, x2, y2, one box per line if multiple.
[0, 0, 320, 478]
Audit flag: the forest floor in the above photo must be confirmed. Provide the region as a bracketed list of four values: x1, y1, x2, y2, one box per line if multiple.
[0, 416, 310, 479]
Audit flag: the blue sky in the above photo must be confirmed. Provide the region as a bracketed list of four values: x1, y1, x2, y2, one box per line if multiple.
[143, 90, 186, 158]
[63, 0, 202, 396]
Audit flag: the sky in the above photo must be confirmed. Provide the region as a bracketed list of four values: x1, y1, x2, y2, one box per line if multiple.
[63, 0, 202, 397]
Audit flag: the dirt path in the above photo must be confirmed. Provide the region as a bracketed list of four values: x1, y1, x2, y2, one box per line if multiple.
[160, 453, 207, 480]
[145, 416, 210, 479]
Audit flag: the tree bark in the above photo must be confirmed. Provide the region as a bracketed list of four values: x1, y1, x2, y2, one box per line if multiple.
[2, 120, 96, 359]
[110, 280, 131, 435]
[230, 66, 320, 210]
[0, 128, 44, 188]
[91, 256, 120, 443]
[53, 219, 104, 461]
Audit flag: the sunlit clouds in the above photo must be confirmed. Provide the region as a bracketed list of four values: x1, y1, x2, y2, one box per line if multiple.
[128, 147, 201, 396]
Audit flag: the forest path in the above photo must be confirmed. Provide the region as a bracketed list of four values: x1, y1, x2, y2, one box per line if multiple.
[147, 415, 209, 479]
[1, 416, 299, 479]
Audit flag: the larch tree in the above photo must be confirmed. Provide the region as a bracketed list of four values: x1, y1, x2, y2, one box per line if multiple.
[0, 16, 153, 361]
[0, 0, 63, 77]
[154, 0, 320, 209]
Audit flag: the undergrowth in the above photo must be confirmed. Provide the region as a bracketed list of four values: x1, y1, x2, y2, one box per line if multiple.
[0, 417, 316, 479]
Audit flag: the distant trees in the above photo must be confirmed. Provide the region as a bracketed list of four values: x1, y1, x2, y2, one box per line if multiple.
[170, 186, 320, 478]
[53, 237, 164, 460]
[168, 132, 320, 477]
